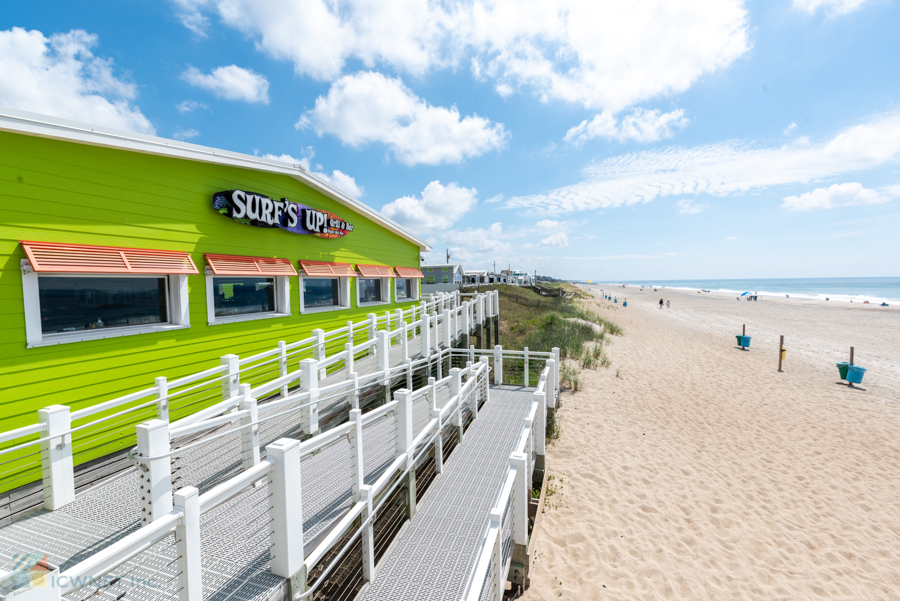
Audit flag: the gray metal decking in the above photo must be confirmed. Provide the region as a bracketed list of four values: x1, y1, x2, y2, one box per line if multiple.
[361, 385, 534, 601]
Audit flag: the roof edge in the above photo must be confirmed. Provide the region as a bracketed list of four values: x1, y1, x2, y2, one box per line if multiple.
[0, 107, 432, 252]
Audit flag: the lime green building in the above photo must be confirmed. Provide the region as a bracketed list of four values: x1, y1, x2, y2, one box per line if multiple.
[0, 108, 430, 495]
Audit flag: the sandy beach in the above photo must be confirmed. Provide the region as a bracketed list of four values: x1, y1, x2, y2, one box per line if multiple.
[523, 287, 900, 600]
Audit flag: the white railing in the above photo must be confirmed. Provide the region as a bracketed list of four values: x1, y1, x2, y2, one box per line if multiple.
[0, 289, 499, 512]
[43, 358, 493, 601]
[450, 345, 559, 406]
[461, 364, 552, 601]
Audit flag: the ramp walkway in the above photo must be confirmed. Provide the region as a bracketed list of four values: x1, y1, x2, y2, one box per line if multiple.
[360, 385, 535, 601]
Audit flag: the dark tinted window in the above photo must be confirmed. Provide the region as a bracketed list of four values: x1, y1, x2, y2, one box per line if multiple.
[395, 278, 412, 300]
[38, 277, 168, 334]
[304, 278, 340, 308]
[213, 277, 275, 317]
[359, 278, 383, 303]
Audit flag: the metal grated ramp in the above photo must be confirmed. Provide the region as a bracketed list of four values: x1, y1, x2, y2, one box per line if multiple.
[0, 324, 477, 601]
[360, 386, 534, 601]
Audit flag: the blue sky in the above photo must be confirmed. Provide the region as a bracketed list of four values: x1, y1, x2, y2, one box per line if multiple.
[2, 0, 899, 280]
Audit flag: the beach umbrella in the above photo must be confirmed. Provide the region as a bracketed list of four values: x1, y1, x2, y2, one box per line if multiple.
[740, 292, 751, 296]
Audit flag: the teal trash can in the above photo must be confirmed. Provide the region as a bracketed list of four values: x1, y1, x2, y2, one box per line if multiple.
[847, 365, 867, 384]
[736, 335, 751, 348]
[836, 362, 850, 380]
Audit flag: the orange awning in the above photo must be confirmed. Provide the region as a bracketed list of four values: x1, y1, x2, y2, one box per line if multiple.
[300, 260, 356, 277]
[21, 241, 198, 274]
[205, 254, 297, 277]
[395, 267, 424, 278]
[357, 264, 396, 278]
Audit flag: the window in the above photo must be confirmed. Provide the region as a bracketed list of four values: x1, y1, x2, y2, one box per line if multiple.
[38, 276, 168, 333]
[304, 278, 339, 308]
[442, 276, 449, 283]
[204, 254, 294, 325]
[426, 276, 434, 284]
[359, 278, 384, 303]
[395, 278, 418, 301]
[213, 277, 276, 316]
[298, 260, 353, 314]
[20, 242, 194, 348]
[442, 267, 448, 272]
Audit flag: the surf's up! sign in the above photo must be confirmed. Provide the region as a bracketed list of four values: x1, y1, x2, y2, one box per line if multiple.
[212, 189, 354, 238]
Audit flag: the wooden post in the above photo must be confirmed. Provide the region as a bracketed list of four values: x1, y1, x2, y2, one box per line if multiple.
[742, 324, 746, 336]
[778, 335, 784, 372]
[849, 347, 855, 387]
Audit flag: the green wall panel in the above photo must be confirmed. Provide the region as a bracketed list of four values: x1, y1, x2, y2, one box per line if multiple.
[0, 131, 422, 492]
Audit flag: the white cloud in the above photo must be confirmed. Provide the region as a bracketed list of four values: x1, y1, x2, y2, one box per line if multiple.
[783, 122, 797, 135]
[677, 199, 704, 214]
[176, 99, 208, 113]
[381, 181, 478, 234]
[793, 0, 870, 16]
[565, 108, 689, 145]
[182, 65, 269, 104]
[262, 151, 364, 198]
[726, 235, 738, 240]
[538, 232, 569, 247]
[536, 219, 562, 228]
[298, 71, 508, 166]
[173, 127, 200, 140]
[175, 0, 749, 111]
[506, 111, 900, 213]
[0, 27, 153, 133]
[781, 182, 899, 211]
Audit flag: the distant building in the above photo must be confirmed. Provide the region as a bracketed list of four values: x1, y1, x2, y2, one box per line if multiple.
[464, 270, 489, 285]
[500, 269, 534, 287]
[422, 263, 464, 293]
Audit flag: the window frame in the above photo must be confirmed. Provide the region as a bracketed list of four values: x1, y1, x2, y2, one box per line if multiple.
[21, 259, 190, 348]
[426, 276, 435, 285]
[299, 276, 351, 314]
[356, 276, 392, 307]
[205, 267, 291, 326]
[394, 277, 419, 302]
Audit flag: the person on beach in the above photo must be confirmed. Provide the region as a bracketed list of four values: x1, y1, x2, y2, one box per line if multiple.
[666, 300, 671, 309]
[659, 298, 664, 309]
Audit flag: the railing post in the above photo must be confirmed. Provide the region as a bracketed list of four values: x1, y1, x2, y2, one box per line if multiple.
[443, 309, 452, 348]
[221, 354, 240, 402]
[551, 347, 561, 405]
[469, 344, 475, 365]
[313, 328, 326, 380]
[509, 452, 529, 589]
[450, 367, 464, 444]
[431, 379, 443, 475]
[347, 320, 354, 347]
[489, 507, 504, 600]
[402, 324, 409, 361]
[395, 389, 416, 519]
[405, 358, 413, 391]
[377, 330, 390, 403]
[367, 313, 378, 341]
[493, 345, 503, 385]
[534, 389, 546, 477]
[345, 342, 355, 375]
[421, 313, 431, 358]
[239, 384, 260, 471]
[349, 409, 365, 499]
[546, 358, 557, 409]
[174, 486, 202, 601]
[480, 356, 491, 405]
[299, 359, 319, 436]
[351, 372, 360, 410]
[524, 347, 530, 387]
[278, 341, 289, 398]
[360, 484, 375, 583]
[38, 405, 74, 510]
[136, 419, 172, 524]
[385, 309, 392, 332]
[437, 348, 444, 380]
[155, 376, 169, 421]
[267, 438, 306, 597]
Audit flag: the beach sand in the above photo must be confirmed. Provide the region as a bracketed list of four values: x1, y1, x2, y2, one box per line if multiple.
[522, 287, 900, 600]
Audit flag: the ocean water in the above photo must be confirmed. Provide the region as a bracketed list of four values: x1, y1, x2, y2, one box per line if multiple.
[600, 277, 900, 303]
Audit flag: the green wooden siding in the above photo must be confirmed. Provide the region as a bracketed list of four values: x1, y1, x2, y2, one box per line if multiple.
[0, 131, 421, 492]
